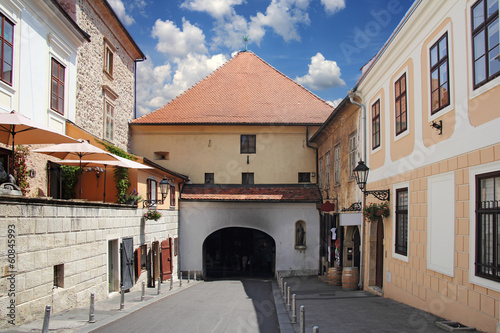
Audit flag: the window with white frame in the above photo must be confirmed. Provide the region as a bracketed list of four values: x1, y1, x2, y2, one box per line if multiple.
[147, 178, 157, 205]
[395, 188, 409, 256]
[0, 14, 14, 85]
[348, 133, 357, 179]
[104, 100, 114, 141]
[395, 73, 408, 136]
[372, 100, 380, 149]
[334, 144, 340, 185]
[319, 156, 323, 189]
[103, 39, 114, 78]
[475, 171, 500, 282]
[430, 33, 450, 114]
[471, 0, 500, 89]
[50, 58, 65, 115]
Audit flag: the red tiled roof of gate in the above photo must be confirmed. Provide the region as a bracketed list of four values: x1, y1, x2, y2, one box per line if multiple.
[132, 51, 334, 125]
[180, 184, 322, 202]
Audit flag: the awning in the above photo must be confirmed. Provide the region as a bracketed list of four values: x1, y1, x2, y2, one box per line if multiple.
[340, 212, 362, 226]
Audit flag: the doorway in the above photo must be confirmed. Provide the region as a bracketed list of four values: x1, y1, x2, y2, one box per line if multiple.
[203, 227, 275, 278]
[108, 239, 119, 293]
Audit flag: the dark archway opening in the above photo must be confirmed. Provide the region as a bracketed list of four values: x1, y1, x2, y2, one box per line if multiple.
[203, 227, 275, 279]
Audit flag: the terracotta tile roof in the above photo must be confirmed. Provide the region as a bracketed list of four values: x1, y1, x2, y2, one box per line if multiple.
[180, 184, 322, 202]
[133, 52, 334, 125]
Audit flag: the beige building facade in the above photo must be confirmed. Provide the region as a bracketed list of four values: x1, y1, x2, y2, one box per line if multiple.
[353, 0, 500, 331]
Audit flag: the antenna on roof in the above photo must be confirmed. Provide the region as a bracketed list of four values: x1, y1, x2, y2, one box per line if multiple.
[243, 35, 249, 52]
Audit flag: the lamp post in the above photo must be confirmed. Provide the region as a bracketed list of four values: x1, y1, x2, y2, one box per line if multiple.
[353, 160, 390, 201]
[143, 177, 172, 208]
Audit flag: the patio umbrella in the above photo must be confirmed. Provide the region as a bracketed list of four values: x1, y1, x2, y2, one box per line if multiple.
[33, 140, 120, 198]
[0, 110, 77, 168]
[59, 157, 152, 202]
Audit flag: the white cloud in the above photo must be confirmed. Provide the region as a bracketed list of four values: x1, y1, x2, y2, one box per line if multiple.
[249, 0, 310, 43]
[152, 18, 208, 60]
[321, 0, 345, 15]
[136, 54, 228, 117]
[295, 53, 345, 90]
[326, 98, 343, 108]
[180, 0, 245, 19]
[108, 0, 135, 25]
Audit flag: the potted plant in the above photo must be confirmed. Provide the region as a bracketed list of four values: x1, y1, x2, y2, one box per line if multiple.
[123, 189, 142, 205]
[363, 201, 390, 222]
[144, 209, 162, 221]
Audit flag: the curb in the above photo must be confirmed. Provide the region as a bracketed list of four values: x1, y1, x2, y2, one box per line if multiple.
[272, 281, 295, 333]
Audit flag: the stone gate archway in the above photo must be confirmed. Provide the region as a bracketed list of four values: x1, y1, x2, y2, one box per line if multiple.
[203, 227, 276, 278]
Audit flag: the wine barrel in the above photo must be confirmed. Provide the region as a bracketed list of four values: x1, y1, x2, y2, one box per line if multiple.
[327, 267, 342, 286]
[342, 267, 359, 290]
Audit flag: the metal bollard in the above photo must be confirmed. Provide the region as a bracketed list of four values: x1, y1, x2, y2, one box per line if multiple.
[88, 293, 95, 323]
[287, 287, 291, 311]
[141, 282, 145, 301]
[41, 305, 51, 333]
[157, 277, 161, 295]
[300, 305, 305, 333]
[170, 276, 173, 290]
[179, 273, 183, 287]
[291, 294, 297, 323]
[313, 326, 319, 333]
[120, 286, 125, 310]
[188, 270, 190, 283]
[283, 282, 288, 303]
[194, 271, 197, 281]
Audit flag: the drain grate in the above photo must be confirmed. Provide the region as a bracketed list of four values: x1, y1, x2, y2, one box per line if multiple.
[435, 321, 476, 332]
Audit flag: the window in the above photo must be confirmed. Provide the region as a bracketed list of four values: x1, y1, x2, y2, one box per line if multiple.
[395, 188, 409, 256]
[147, 178, 157, 205]
[472, 0, 500, 88]
[242, 173, 254, 185]
[104, 43, 114, 77]
[298, 172, 311, 183]
[241, 135, 256, 153]
[319, 157, 323, 188]
[325, 151, 330, 188]
[53, 264, 64, 288]
[104, 100, 114, 141]
[205, 173, 214, 184]
[334, 144, 340, 185]
[348, 133, 357, 179]
[174, 237, 179, 256]
[51, 58, 65, 114]
[372, 100, 381, 149]
[1, 14, 13, 85]
[170, 184, 176, 207]
[395, 73, 407, 135]
[475, 171, 500, 281]
[430, 33, 450, 114]
[154, 152, 169, 160]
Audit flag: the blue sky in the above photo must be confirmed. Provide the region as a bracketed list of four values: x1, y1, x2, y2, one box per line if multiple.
[108, 0, 414, 117]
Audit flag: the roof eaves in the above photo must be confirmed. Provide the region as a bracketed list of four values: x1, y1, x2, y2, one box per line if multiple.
[142, 157, 190, 181]
[48, 0, 90, 41]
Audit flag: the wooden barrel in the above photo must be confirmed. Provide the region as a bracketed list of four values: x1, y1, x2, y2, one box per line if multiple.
[327, 267, 342, 286]
[342, 267, 359, 290]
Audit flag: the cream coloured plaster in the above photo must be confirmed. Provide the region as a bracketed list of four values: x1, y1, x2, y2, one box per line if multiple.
[130, 125, 317, 184]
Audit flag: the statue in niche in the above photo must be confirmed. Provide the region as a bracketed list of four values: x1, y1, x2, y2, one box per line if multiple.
[295, 221, 306, 249]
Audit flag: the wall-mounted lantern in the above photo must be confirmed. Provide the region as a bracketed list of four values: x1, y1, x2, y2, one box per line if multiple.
[353, 160, 390, 201]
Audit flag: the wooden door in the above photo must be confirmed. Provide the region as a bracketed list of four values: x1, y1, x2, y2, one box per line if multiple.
[161, 238, 173, 281]
[375, 220, 384, 288]
[121, 237, 134, 290]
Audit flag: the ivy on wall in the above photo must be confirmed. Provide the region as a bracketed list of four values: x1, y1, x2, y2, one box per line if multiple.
[61, 165, 79, 199]
[11, 145, 30, 196]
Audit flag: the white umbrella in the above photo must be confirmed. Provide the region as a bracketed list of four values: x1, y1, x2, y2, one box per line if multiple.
[0, 110, 77, 169]
[59, 157, 152, 202]
[34, 140, 120, 198]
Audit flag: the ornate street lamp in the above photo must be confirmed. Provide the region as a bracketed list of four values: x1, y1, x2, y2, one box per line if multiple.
[353, 160, 390, 201]
[143, 177, 172, 208]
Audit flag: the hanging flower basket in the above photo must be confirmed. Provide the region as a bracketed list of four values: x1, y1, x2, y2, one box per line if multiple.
[363, 201, 390, 223]
[143, 209, 162, 221]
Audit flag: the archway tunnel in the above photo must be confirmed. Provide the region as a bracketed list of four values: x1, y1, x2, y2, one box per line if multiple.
[203, 227, 276, 279]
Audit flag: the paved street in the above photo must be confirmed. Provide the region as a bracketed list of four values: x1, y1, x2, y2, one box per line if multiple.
[91, 278, 279, 333]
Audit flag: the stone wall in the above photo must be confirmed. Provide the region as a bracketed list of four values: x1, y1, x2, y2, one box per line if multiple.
[0, 197, 178, 328]
[73, 0, 136, 150]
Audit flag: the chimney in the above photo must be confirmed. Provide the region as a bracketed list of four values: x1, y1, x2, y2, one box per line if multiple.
[55, 0, 77, 21]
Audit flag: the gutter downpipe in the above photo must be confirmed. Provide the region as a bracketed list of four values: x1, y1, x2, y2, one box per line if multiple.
[306, 125, 321, 275]
[133, 58, 146, 120]
[348, 90, 366, 290]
